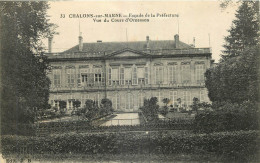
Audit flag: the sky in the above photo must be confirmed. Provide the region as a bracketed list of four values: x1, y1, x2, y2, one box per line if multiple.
[44, 1, 238, 62]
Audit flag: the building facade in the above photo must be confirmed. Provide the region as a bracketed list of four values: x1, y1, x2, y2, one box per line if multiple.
[45, 34, 213, 112]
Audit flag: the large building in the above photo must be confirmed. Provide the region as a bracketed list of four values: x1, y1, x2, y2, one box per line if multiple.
[45, 34, 213, 112]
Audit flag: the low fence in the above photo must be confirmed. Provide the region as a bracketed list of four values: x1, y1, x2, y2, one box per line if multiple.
[100, 118, 140, 126]
[36, 118, 194, 136]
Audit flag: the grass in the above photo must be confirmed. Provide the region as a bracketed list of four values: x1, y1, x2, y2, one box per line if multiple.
[2, 153, 234, 162]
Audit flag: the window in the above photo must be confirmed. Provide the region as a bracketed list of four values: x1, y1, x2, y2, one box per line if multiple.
[94, 93, 100, 106]
[82, 74, 88, 83]
[111, 68, 119, 85]
[54, 100, 59, 107]
[181, 64, 191, 85]
[137, 67, 145, 85]
[67, 69, 75, 87]
[95, 74, 102, 83]
[81, 94, 89, 106]
[112, 93, 120, 110]
[138, 92, 144, 107]
[156, 91, 163, 105]
[53, 69, 61, 87]
[195, 64, 205, 84]
[168, 65, 178, 84]
[94, 68, 103, 86]
[112, 68, 119, 80]
[67, 94, 74, 109]
[120, 94, 126, 109]
[126, 93, 133, 109]
[170, 91, 177, 106]
[80, 69, 89, 86]
[68, 100, 73, 109]
[155, 66, 163, 84]
[120, 68, 124, 85]
[125, 68, 132, 85]
[53, 95, 61, 108]
[200, 90, 205, 102]
[132, 66, 137, 85]
[183, 91, 191, 107]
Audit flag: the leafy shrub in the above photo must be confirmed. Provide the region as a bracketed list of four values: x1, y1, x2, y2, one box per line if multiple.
[193, 101, 259, 133]
[159, 106, 168, 116]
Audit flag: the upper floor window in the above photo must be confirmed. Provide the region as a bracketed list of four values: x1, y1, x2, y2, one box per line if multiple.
[137, 67, 145, 85]
[181, 64, 191, 85]
[53, 69, 61, 87]
[109, 67, 119, 86]
[80, 69, 92, 87]
[168, 65, 178, 84]
[132, 66, 138, 85]
[125, 68, 132, 85]
[195, 64, 205, 84]
[66, 69, 75, 87]
[94, 68, 103, 86]
[155, 66, 164, 84]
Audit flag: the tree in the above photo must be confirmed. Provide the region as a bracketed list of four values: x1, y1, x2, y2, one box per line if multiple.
[73, 100, 81, 117]
[1, 2, 57, 135]
[100, 98, 113, 115]
[221, 1, 259, 61]
[84, 99, 99, 120]
[205, 0, 259, 103]
[59, 101, 67, 114]
[162, 98, 170, 106]
[191, 97, 200, 114]
[73, 100, 81, 109]
[140, 97, 159, 122]
[205, 46, 259, 103]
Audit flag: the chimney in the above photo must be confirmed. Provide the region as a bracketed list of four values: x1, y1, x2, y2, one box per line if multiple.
[193, 37, 196, 47]
[146, 36, 150, 50]
[79, 32, 83, 51]
[174, 34, 179, 49]
[48, 36, 53, 53]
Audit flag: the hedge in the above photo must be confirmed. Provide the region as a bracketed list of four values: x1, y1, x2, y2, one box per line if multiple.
[193, 101, 259, 133]
[2, 130, 259, 161]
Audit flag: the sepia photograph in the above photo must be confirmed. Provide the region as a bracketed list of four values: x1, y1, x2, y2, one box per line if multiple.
[0, 0, 259, 162]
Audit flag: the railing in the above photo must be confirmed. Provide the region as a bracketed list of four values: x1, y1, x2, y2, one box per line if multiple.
[148, 48, 211, 55]
[101, 118, 140, 126]
[50, 82, 205, 92]
[45, 48, 211, 59]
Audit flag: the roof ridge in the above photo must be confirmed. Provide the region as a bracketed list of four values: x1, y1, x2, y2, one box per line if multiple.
[82, 40, 175, 44]
[62, 39, 193, 53]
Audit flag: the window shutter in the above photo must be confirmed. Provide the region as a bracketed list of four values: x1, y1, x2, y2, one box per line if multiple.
[102, 71, 105, 85]
[145, 67, 149, 84]
[108, 67, 112, 86]
[120, 68, 124, 85]
[77, 73, 81, 87]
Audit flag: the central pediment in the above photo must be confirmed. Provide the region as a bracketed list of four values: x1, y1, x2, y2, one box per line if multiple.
[107, 48, 149, 58]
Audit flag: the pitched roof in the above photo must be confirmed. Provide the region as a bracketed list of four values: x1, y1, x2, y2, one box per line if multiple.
[63, 40, 193, 53]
